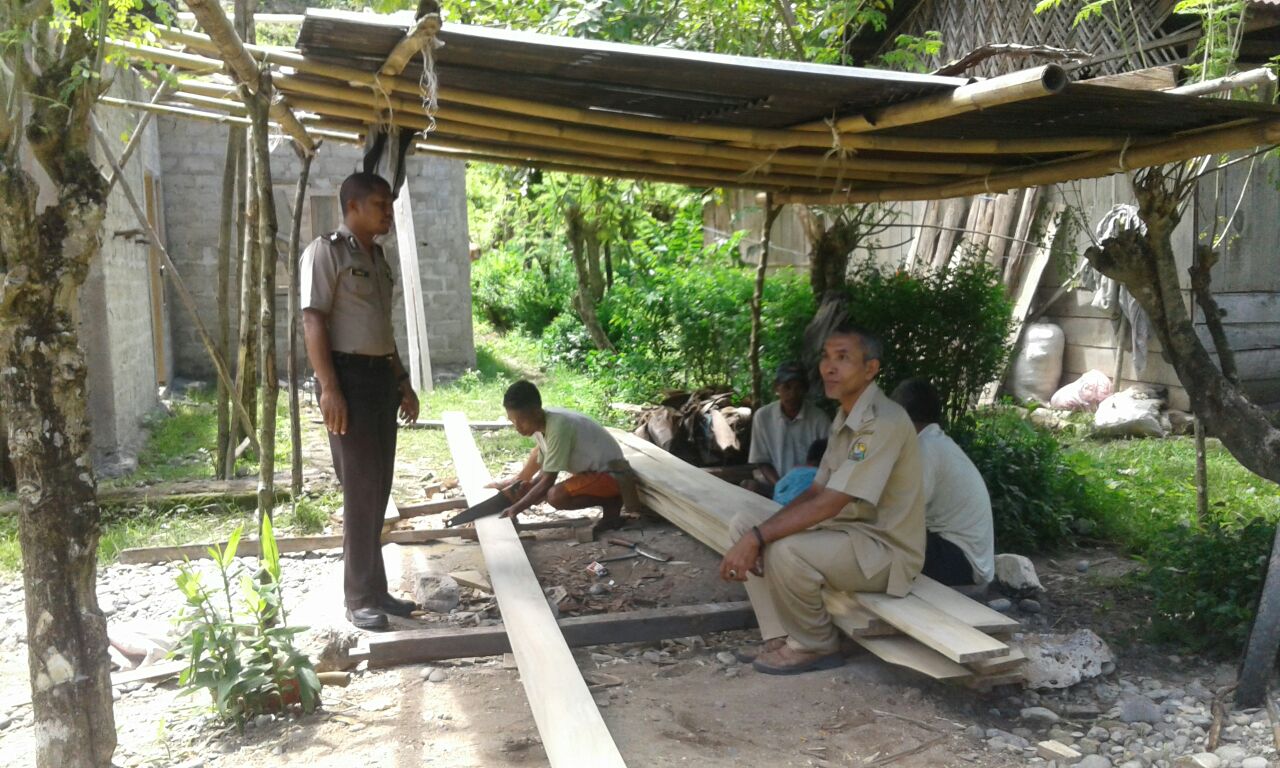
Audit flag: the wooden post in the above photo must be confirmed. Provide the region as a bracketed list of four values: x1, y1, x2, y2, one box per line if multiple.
[749, 194, 781, 407]
[287, 144, 315, 496]
[216, 126, 243, 478]
[249, 93, 279, 526]
[392, 183, 434, 393]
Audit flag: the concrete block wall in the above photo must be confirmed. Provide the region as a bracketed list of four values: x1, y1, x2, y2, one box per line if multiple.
[82, 73, 165, 472]
[157, 118, 474, 384]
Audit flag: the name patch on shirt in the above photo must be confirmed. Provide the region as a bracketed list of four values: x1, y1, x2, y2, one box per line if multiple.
[850, 440, 868, 461]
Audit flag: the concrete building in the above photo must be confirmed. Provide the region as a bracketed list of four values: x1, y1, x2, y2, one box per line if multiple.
[50, 90, 473, 474]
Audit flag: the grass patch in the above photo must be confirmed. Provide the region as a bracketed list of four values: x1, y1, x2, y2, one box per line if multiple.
[1066, 434, 1280, 546]
[420, 321, 630, 428]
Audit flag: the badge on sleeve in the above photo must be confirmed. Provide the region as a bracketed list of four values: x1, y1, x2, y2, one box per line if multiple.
[850, 440, 868, 461]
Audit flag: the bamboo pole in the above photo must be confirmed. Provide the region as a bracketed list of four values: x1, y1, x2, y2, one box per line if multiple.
[1167, 66, 1276, 97]
[286, 97, 835, 190]
[169, 84, 953, 183]
[749, 195, 781, 408]
[779, 117, 1280, 205]
[98, 96, 250, 125]
[151, 28, 1123, 156]
[378, 13, 441, 78]
[274, 77, 1000, 177]
[249, 93, 279, 523]
[89, 118, 261, 456]
[286, 142, 315, 498]
[790, 65, 1069, 134]
[216, 126, 243, 481]
[105, 66, 177, 193]
[178, 0, 316, 155]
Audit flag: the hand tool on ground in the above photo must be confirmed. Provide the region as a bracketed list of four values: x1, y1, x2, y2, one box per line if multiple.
[597, 551, 640, 563]
[607, 537, 671, 562]
[444, 482, 523, 527]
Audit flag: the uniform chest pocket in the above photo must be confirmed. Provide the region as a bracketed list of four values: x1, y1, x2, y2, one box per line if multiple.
[345, 267, 374, 296]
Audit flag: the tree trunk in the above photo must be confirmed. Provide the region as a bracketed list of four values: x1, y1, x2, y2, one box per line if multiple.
[1083, 171, 1280, 483]
[0, 37, 116, 763]
[749, 196, 782, 407]
[249, 96, 278, 527]
[800, 207, 859, 302]
[215, 127, 243, 478]
[228, 129, 260, 478]
[566, 204, 615, 352]
[287, 146, 314, 498]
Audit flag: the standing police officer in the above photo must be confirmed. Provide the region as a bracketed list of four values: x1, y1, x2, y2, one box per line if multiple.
[301, 172, 420, 630]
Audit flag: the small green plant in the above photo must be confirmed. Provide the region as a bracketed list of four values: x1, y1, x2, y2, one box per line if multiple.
[1144, 516, 1275, 655]
[953, 410, 1106, 553]
[172, 517, 320, 729]
[287, 495, 332, 535]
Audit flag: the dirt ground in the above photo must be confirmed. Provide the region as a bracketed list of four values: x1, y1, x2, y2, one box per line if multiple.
[0, 407, 1237, 767]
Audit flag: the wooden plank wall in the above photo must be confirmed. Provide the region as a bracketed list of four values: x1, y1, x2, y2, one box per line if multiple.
[1036, 173, 1280, 409]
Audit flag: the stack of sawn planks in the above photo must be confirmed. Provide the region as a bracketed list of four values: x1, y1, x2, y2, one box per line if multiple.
[610, 429, 1026, 689]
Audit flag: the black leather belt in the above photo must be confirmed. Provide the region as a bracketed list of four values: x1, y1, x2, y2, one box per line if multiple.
[331, 351, 393, 368]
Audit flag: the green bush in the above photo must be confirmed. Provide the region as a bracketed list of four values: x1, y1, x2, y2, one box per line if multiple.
[843, 259, 1013, 424]
[536, 203, 814, 402]
[1144, 517, 1275, 655]
[953, 410, 1104, 553]
[471, 243, 574, 336]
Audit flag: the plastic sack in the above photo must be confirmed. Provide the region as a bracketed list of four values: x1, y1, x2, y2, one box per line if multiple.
[1010, 323, 1065, 404]
[1050, 369, 1114, 412]
[1094, 388, 1169, 438]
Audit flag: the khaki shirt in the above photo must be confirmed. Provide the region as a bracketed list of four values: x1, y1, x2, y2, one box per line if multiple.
[300, 224, 397, 356]
[813, 382, 925, 597]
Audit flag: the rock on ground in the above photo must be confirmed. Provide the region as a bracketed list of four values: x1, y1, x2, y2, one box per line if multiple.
[414, 574, 461, 614]
[1016, 629, 1115, 689]
[994, 553, 1044, 595]
[298, 622, 363, 673]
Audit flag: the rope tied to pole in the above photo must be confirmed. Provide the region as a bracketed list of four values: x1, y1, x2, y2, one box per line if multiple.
[418, 36, 444, 134]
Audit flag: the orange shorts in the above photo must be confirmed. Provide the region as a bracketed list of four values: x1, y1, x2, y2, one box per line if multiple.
[560, 472, 620, 499]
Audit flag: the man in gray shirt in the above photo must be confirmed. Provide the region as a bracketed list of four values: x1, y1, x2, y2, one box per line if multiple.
[745, 362, 830, 497]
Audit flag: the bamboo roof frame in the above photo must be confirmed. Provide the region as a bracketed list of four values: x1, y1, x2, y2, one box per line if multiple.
[105, 10, 1280, 203]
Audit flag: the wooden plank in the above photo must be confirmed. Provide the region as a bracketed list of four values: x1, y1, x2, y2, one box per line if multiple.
[449, 569, 492, 593]
[856, 592, 1010, 663]
[853, 636, 973, 680]
[823, 590, 897, 637]
[117, 528, 475, 564]
[393, 184, 434, 394]
[443, 412, 626, 768]
[398, 497, 467, 517]
[910, 575, 1021, 635]
[967, 646, 1027, 675]
[406, 419, 512, 430]
[368, 601, 757, 668]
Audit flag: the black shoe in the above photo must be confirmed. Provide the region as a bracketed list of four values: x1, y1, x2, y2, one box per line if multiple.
[346, 606, 389, 631]
[381, 593, 418, 618]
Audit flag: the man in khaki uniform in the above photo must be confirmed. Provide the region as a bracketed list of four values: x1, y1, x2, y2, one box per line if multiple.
[301, 172, 420, 631]
[719, 322, 924, 675]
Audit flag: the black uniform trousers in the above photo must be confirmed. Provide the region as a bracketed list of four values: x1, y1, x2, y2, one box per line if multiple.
[326, 356, 399, 610]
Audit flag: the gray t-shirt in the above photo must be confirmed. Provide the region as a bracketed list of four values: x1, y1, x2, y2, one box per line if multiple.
[534, 408, 623, 475]
[918, 424, 996, 584]
[748, 400, 830, 477]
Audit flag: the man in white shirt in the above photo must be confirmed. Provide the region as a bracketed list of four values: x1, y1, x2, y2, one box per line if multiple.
[745, 362, 830, 497]
[889, 378, 995, 586]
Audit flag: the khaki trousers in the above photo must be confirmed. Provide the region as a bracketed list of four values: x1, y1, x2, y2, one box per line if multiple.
[728, 509, 889, 653]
